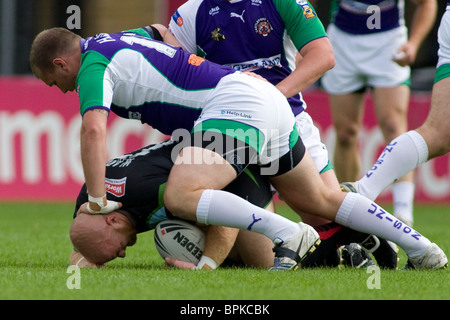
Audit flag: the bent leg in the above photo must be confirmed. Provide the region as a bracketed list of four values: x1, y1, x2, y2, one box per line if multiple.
[164, 146, 302, 243]
[270, 150, 432, 259]
[417, 77, 450, 158]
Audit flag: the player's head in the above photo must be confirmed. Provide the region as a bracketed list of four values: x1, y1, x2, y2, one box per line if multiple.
[29, 27, 81, 93]
[70, 211, 137, 265]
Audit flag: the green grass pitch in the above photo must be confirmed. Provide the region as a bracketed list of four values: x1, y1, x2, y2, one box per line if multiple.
[0, 201, 448, 301]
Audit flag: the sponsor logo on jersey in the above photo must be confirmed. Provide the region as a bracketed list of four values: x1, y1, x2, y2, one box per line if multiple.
[128, 111, 141, 120]
[221, 110, 252, 119]
[172, 10, 184, 27]
[211, 28, 226, 42]
[254, 18, 273, 37]
[225, 54, 282, 72]
[298, 3, 316, 19]
[105, 177, 127, 197]
[188, 54, 205, 66]
[209, 6, 220, 16]
[251, 0, 262, 6]
[230, 10, 246, 23]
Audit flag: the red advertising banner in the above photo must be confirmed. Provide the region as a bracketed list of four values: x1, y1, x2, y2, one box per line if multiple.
[0, 77, 166, 201]
[0, 77, 449, 203]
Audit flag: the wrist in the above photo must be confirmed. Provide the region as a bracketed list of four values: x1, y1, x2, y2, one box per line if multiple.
[88, 194, 107, 211]
[195, 256, 218, 270]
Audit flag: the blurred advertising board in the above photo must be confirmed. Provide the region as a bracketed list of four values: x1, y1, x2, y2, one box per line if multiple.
[0, 77, 449, 203]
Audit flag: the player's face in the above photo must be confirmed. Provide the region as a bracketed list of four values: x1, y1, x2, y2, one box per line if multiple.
[40, 68, 76, 94]
[99, 228, 137, 264]
[36, 59, 77, 94]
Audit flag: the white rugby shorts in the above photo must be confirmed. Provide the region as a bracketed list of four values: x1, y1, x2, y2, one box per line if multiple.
[193, 72, 297, 166]
[322, 24, 411, 94]
[295, 111, 330, 173]
[437, 7, 450, 69]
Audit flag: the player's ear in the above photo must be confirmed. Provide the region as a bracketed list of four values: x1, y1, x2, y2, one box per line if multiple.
[105, 212, 124, 228]
[105, 213, 118, 226]
[52, 57, 67, 70]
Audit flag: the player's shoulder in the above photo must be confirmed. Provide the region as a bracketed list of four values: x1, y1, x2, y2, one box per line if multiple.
[173, 0, 207, 18]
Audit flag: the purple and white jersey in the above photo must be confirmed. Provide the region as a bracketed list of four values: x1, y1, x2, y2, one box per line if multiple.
[331, 0, 405, 34]
[76, 32, 236, 135]
[169, 0, 327, 116]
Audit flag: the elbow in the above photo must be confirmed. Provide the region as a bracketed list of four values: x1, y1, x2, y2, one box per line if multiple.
[81, 122, 104, 139]
[325, 49, 335, 72]
[80, 122, 107, 146]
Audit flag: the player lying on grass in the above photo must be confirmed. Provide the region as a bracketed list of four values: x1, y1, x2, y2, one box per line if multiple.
[69, 140, 275, 269]
[31, 27, 446, 269]
[69, 140, 382, 269]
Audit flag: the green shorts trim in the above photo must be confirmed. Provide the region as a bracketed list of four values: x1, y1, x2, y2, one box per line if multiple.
[192, 119, 265, 154]
[434, 64, 450, 83]
[319, 161, 334, 174]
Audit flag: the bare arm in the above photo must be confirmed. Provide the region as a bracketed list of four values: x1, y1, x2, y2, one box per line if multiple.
[80, 109, 108, 198]
[276, 37, 335, 98]
[151, 24, 184, 48]
[393, 0, 437, 66]
[80, 109, 121, 213]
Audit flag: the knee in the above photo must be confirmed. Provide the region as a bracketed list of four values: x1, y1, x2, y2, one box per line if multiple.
[418, 125, 450, 158]
[334, 124, 359, 147]
[379, 118, 405, 141]
[164, 183, 201, 220]
[163, 184, 185, 218]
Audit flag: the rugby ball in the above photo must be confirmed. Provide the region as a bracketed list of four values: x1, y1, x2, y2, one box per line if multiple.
[154, 220, 205, 264]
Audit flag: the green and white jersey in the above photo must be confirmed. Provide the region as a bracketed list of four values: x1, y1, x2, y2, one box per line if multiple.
[76, 31, 236, 135]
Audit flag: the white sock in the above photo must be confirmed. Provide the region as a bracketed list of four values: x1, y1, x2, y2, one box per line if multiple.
[335, 193, 430, 258]
[392, 181, 415, 225]
[196, 189, 301, 243]
[358, 130, 428, 201]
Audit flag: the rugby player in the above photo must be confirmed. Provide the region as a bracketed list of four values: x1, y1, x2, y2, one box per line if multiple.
[320, 0, 437, 226]
[29, 27, 446, 269]
[340, 7, 450, 268]
[69, 140, 371, 269]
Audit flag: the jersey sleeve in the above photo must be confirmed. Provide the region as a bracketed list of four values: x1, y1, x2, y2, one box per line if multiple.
[76, 51, 114, 116]
[122, 26, 163, 41]
[168, 0, 202, 53]
[273, 0, 327, 51]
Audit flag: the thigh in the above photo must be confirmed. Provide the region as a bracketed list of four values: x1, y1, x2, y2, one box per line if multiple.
[269, 150, 344, 221]
[166, 146, 237, 218]
[329, 92, 366, 134]
[419, 77, 450, 157]
[372, 86, 410, 140]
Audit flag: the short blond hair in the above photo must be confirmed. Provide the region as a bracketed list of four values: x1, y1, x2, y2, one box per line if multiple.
[29, 27, 81, 75]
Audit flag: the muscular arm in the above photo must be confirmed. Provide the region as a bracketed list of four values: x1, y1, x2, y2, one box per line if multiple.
[202, 226, 240, 267]
[80, 109, 109, 207]
[276, 37, 335, 98]
[151, 24, 184, 48]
